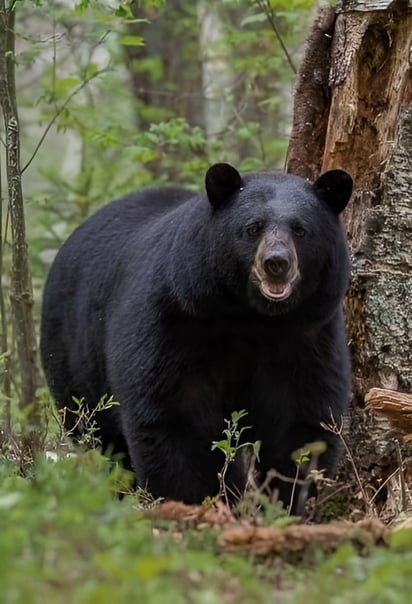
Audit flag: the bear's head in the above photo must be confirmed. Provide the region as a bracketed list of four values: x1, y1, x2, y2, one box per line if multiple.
[205, 163, 353, 322]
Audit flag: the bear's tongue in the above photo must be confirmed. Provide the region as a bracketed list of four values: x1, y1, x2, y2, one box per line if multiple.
[262, 281, 291, 301]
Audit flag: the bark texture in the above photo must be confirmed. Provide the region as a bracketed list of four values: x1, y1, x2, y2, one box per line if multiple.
[0, 5, 39, 427]
[285, 4, 336, 179]
[286, 0, 412, 514]
[323, 5, 412, 399]
[287, 0, 412, 402]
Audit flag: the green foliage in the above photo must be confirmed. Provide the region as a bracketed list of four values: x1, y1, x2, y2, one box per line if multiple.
[290, 532, 412, 604]
[62, 394, 120, 449]
[212, 409, 261, 504]
[212, 409, 261, 463]
[14, 0, 316, 278]
[1, 453, 412, 603]
[0, 454, 272, 603]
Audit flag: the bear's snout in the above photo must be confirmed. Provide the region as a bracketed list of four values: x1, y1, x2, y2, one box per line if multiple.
[263, 253, 289, 281]
[251, 232, 300, 303]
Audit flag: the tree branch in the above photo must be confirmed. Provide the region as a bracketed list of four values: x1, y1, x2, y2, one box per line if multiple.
[22, 69, 108, 174]
[254, 0, 297, 74]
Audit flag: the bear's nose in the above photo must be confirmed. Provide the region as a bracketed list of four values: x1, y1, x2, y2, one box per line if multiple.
[264, 255, 289, 280]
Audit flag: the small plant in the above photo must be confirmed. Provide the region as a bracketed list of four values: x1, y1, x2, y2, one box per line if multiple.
[235, 465, 296, 527]
[289, 447, 311, 515]
[321, 414, 377, 516]
[290, 441, 327, 516]
[212, 409, 261, 506]
[60, 394, 120, 450]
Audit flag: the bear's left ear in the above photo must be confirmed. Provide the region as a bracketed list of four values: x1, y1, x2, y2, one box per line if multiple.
[313, 170, 353, 214]
[205, 163, 243, 209]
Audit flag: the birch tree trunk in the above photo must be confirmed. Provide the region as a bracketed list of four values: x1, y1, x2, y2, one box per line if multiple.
[286, 0, 412, 512]
[197, 0, 233, 141]
[0, 2, 39, 443]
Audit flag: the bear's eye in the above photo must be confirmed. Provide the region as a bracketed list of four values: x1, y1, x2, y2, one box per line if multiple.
[246, 221, 264, 237]
[292, 224, 307, 237]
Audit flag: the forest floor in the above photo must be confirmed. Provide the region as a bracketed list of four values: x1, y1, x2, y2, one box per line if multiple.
[1, 412, 412, 603]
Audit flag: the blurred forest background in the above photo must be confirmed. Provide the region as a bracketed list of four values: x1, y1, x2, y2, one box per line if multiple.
[0, 0, 314, 439]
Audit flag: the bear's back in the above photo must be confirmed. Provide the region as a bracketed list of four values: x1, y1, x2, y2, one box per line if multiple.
[80, 185, 194, 234]
[46, 185, 194, 278]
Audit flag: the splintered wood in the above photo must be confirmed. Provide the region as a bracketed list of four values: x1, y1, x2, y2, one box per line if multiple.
[365, 388, 412, 442]
[219, 519, 388, 555]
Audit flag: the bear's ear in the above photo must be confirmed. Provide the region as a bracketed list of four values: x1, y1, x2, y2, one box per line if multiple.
[205, 163, 243, 208]
[313, 170, 353, 214]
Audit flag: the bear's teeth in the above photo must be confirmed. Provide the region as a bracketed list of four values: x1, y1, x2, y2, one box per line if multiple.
[261, 282, 291, 301]
[270, 283, 287, 294]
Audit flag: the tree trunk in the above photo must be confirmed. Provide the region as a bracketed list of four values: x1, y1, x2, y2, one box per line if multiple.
[197, 0, 234, 141]
[0, 3, 39, 441]
[286, 0, 412, 514]
[123, 0, 204, 131]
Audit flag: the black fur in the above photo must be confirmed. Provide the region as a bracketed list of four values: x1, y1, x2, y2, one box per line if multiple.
[41, 164, 353, 507]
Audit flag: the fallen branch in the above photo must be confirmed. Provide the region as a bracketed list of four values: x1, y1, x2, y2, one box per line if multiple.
[219, 518, 388, 555]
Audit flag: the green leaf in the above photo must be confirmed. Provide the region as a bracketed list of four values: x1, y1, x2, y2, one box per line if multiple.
[241, 13, 267, 27]
[211, 440, 232, 455]
[55, 77, 81, 96]
[252, 440, 261, 460]
[120, 35, 144, 47]
[74, 0, 90, 11]
[82, 63, 101, 80]
[231, 409, 248, 424]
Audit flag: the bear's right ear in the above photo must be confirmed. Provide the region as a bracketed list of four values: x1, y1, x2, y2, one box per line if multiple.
[205, 163, 243, 208]
[313, 170, 353, 214]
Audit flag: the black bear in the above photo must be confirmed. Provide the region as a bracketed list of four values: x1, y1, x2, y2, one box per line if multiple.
[41, 163, 353, 508]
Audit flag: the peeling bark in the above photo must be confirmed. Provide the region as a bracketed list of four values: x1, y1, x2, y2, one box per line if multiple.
[365, 388, 412, 441]
[287, 1, 412, 401]
[322, 6, 412, 399]
[286, 0, 412, 513]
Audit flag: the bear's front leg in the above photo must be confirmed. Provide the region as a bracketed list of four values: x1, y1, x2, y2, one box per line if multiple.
[122, 409, 246, 504]
[128, 424, 222, 502]
[256, 421, 342, 514]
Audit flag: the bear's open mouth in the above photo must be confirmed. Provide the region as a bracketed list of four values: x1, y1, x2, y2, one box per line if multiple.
[260, 281, 292, 301]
